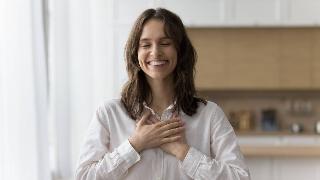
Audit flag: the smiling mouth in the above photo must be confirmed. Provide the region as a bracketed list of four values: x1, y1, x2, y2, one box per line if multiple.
[147, 60, 168, 66]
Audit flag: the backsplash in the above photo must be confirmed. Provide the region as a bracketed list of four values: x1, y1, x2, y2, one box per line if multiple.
[199, 91, 320, 133]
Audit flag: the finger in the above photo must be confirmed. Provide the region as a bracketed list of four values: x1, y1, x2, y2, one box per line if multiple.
[159, 121, 184, 132]
[161, 126, 185, 138]
[137, 110, 152, 126]
[160, 135, 181, 144]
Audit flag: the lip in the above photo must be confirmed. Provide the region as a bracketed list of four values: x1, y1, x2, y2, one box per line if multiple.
[146, 60, 168, 65]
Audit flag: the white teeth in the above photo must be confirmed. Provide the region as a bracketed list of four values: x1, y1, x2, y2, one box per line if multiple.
[148, 60, 167, 66]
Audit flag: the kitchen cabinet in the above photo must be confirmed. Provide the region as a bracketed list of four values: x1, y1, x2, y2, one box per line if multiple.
[228, 0, 281, 26]
[190, 28, 320, 90]
[162, 0, 224, 26]
[239, 135, 320, 180]
[192, 30, 228, 89]
[313, 30, 320, 88]
[224, 30, 279, 89]
[192, 29, 280, 90]
[162, 0, 281, 27]
[284, 0, 320, 26]
[278, 29, 313, 89]
[115, 0, 152, 25]
[112, 0, 320, 27]
[159, 0, 320, 27]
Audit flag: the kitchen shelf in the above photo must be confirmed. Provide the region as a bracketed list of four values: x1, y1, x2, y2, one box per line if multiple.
[236, 130, 320, 136]
[240, 145, 320, 157]
[238, 133, 320, 156]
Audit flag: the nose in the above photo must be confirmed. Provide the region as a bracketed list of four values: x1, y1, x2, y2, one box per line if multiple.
[150, 45, 162, 58]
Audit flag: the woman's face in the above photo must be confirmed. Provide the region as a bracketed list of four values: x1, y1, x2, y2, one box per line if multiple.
[137, 19, 177, 81]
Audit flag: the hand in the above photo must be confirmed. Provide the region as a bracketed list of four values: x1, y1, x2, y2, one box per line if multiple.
[128, 111, 185, 153]
[160, 115, 190, 161]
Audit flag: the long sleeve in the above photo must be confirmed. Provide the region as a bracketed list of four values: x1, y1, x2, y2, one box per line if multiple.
[75, 106, 141, 180]
[180, 106, 251, 180]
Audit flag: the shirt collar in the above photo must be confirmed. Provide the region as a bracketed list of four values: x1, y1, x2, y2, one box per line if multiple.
[143, 100, 177, 121]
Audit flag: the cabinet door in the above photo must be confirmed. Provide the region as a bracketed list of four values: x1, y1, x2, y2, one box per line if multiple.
[190, 29, 228, 89]
[115, 0, 152, 25]
[312, 29, 320, 89]
[228, 0, 280, 26]
[278, 29, 312, 89]
[246, 158, 274, 180]
[225, 30, 279, 89]
[284, 0, 320, 25]
[162, 0, 225, 27]
[274, 158, 320, 180]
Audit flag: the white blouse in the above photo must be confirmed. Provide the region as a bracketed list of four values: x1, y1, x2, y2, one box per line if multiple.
[75, 99, 250, 180]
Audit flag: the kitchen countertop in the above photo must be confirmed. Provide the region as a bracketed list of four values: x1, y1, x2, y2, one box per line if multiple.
[240, 145, 320, 157]
[237, 132, 320, 157]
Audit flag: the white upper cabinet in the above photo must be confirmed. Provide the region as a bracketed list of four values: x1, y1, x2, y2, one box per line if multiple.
[161, 0, 225, 27]
[158, 0, 320, 27]
[228, 0, 281, 26]
[115, 0, 153, 25]
[284, 0, 320, 25]
[113, 0, 320, 27]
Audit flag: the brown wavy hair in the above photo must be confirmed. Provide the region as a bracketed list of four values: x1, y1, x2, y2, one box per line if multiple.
[121, 8, 206, 120]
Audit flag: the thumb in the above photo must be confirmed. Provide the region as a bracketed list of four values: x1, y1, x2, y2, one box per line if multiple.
[137, 110, 151, 127]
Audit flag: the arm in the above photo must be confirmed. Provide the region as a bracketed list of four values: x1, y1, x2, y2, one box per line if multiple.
[75, 107, 141, 180]
[75, 107, 185, 180]
[180, 106, 250, 180]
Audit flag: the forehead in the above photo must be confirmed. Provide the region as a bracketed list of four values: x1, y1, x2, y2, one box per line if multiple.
[140, 19, 168, 40]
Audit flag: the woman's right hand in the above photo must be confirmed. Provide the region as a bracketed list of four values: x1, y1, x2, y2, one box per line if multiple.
[128, 111, 184, 153]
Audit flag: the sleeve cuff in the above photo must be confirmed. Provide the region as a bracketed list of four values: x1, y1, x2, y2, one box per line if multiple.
[117, 139, 141, 169]
[180, 147, 204, 178]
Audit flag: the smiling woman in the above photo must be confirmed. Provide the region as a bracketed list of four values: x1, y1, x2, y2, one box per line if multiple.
[137, 19, 177, 80]
[75, 8, 250, 180]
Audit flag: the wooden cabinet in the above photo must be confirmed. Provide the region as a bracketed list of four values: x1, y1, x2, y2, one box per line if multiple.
[192, 29, 228, 89]
[313, 30, 320, 88]
[224, 30, 279, 89]
[278, 29, 313, 89]
[191, 28, 319, 90]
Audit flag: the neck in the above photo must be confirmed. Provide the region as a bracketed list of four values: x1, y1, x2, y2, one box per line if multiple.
[147, 77, 175, 114]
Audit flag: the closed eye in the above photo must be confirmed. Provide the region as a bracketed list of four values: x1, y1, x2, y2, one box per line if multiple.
[160, 43, 170, 46]
[140, 44, 151, 48]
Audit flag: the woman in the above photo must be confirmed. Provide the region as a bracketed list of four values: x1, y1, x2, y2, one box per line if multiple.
[75, 8, 250, 180]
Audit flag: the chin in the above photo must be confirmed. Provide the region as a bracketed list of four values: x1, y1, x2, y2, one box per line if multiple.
[147, 72, 172, 81]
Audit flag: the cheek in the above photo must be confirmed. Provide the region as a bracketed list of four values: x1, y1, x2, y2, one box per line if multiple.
[138, 51, 149, 69]
[137, 51, 144, 64]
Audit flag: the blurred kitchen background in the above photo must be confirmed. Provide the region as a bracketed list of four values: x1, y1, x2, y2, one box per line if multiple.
[1, 0, 320, 180]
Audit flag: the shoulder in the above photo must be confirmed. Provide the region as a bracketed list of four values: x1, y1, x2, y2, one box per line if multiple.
[197, 100, 226, 120]
[92, 99, 129, 126]
[95, 99, 126, 118]
[100, 98, 123, 109]
[197, 100, 220, 113]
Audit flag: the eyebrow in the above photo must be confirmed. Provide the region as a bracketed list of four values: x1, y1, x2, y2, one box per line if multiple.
[139, 37, 171, 42]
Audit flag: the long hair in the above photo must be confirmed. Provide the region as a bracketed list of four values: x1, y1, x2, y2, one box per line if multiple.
[121, 8, 206, 120]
